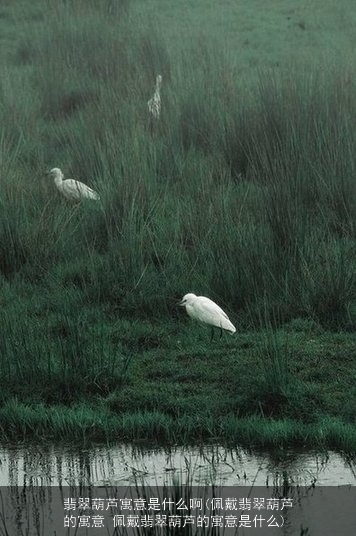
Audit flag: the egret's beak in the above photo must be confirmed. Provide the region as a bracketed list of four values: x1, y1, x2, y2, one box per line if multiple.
[178, 300, 185, 307]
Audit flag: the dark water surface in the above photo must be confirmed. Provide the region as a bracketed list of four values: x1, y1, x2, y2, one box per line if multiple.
[0, 442, 355, 486]
[0, 443, 354, 535]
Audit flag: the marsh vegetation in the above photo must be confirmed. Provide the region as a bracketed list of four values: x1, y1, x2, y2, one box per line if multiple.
[0, 0, 355, 450]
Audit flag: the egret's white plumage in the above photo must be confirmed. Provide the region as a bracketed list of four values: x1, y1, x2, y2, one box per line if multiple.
[49, 168, 100, 201]
[148, 74, 162, 119]
[179, 293, 236, 335]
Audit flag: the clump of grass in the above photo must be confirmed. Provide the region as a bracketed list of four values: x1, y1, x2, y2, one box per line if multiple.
[233, 326, 324, 424]
[0, 307, 133, 405]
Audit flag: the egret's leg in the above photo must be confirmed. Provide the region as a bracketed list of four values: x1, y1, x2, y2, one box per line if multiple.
[220, 328, 223, 339]
[210, 327, 214, 341]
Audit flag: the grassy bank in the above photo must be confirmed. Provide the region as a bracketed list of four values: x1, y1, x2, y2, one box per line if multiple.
[0, 0, 355, 451]
[0, 308, 355, 451]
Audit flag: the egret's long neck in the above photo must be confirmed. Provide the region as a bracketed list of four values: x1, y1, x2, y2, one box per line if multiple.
[54, 171, 64, 186]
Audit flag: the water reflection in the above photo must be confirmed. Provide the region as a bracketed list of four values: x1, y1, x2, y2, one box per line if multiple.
[0, 444, 355, 535]
[0, 443, 355, 487]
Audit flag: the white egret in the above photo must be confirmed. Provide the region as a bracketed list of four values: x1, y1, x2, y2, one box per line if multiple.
[179, 293, 236, 339]
[49, 168, 100, 201]
[148, 74, 162, 119]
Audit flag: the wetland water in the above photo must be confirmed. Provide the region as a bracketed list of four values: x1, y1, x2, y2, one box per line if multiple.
[0, 443, 355, 535]
[0, 442, 355, 487]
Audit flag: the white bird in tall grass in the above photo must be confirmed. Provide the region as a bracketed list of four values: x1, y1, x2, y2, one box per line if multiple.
[178, 293, 236, 339]
[49, 167, 100, 202]
[148, 74, 162, 119]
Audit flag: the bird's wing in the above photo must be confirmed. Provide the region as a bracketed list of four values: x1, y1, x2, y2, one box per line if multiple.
[64, 179, 98, 199]
[191, 297, 225, 326]
[197, 297, 230, 320]
[148, 93, 161, 118]
[192, 297, 236, 332]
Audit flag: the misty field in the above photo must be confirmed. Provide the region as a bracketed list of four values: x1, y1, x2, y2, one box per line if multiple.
[0, 0, 355, 450]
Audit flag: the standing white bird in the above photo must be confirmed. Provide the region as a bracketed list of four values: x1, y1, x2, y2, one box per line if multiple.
[49, 168, 100, 201]
[148, 74, 162, 119]
[179, 293, 236, 339]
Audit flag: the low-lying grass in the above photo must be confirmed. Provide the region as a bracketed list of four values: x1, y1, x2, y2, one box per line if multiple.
[0, 0, 355, 450]
[0, 304, 355, 451]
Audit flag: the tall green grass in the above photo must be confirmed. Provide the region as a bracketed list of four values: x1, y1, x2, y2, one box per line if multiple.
[0, 0, 355, 327]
